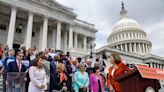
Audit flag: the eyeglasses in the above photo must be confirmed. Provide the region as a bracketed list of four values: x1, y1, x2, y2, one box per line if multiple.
[19, 55, 24, 57]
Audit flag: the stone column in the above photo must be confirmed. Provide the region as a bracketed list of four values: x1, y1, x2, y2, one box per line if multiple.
[41, 17, 48, 51]
[74, 32, 78, 48]
[116, 45, 119, 50]
[69, 25, 73, 49]
[147, 45, 149, 53]
[120, 44, 123, 51]
[25, 12, 34, 49]
[142, 43, 145, 54]
[145, 44, 148, 54]
[125, 44, 128, 52]
[150, 63, 153, 68]
[56, 21, 61, 50]
[83, 35, 87, 50]
[155, 63, 157, 68]
[121, 34, 123, 39]
[39, 24, 43, 50]
[128, 33, 130, 39]
[64, 31, 68, 52]
[138, 43, 141, 53]
[134, 43, 137, 53]
[124, 33, 126, 39]
[132, 33, 135, 39]
[149, 45, 151, 53]
[129, 43, 132, 52]
[159, 64, 162, 69]
[135, 33, 137, 38]
[7, 7, 17, 49]
[52, 28, 56, 49]
[147, 44, 149, 53]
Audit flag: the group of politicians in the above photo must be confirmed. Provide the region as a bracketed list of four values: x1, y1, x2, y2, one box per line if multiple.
[0, 44, 131, 92]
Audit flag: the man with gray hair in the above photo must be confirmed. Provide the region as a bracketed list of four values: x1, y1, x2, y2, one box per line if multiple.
[20, 44, 26, 59]
[85, 59, 94, 76]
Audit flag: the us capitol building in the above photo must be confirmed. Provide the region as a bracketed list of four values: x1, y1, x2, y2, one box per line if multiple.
[0, 0, 164, 90]
[0, 0, 97, 57]
[96, 2, 164, 88]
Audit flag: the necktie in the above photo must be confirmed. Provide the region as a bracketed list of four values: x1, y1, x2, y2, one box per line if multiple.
[18, 62, 21, 72]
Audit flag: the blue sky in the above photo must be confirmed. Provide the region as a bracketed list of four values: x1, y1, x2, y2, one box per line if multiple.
[56, 0, 164, 57]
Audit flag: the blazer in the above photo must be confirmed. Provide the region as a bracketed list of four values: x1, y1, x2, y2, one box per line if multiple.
[50, 61, 56, 76]
[107, 62, 130, 92]
[50, 61, 57, 92]
[7, 60, 26, 72]
[54, 72, 68, 91]
[89, 74, 104, 92]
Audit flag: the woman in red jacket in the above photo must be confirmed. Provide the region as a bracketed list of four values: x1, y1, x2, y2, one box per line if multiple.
[107, 53, 130, 92]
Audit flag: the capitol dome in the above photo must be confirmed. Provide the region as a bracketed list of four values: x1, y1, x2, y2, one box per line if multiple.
[107, 2, 152, 55]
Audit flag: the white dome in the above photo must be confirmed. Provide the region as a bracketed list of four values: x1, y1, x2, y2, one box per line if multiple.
[111, 17, 142, 34]
[107, 2, 152, 55]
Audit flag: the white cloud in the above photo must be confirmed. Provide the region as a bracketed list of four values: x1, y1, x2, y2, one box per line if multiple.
[144, 20, 164, 56]
[56, 0, 164, 57]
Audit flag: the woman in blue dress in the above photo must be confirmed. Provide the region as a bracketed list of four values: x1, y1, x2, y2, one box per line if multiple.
[73, 63, 89, 92]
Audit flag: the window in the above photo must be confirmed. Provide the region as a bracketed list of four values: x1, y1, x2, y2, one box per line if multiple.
[16, 24, 23, 33]
[0, 24, 7, 31]
[32, 32, 35, 37]
[16, 28, 22, 33]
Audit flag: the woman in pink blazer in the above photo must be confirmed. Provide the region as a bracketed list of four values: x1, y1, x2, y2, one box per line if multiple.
[89, 66, 104, 92]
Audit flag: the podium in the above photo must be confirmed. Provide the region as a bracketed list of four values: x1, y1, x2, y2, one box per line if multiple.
[7, 72, 26, 92]
[115, 68, 161, 92]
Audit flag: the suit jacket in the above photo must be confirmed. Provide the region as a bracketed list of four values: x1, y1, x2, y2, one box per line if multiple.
[107, 63, 130, 92]
[54, 72, 68, 91]
[50, 61, 57, 92]
[7, 60, 26, 72]
[50, 61, 56, 76]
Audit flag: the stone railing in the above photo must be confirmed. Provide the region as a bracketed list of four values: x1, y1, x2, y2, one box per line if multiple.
[71, 47, 90, 55]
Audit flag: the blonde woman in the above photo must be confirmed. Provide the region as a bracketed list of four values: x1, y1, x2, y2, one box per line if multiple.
[73, 63, 89, 92]
[54, 63, 68, 92]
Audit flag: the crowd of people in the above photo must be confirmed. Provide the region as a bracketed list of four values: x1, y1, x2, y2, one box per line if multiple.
[0, 44, 131, 92]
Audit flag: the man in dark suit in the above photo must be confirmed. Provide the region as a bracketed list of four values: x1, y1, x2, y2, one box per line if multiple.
[7, 51, 26, 92]
[50, 55, 60, 92]
[7, 51, 26, 72]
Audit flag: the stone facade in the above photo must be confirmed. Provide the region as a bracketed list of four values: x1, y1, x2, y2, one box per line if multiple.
[0, 0, 97, 57]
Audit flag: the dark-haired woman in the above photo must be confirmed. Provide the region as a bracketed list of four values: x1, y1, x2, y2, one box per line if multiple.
[107, 53, 130, 92]
[90, 66, 104, 92]
[28, 55, 47, 92]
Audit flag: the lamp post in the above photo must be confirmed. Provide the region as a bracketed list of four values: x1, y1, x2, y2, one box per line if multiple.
[87, 42, 96, 58]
